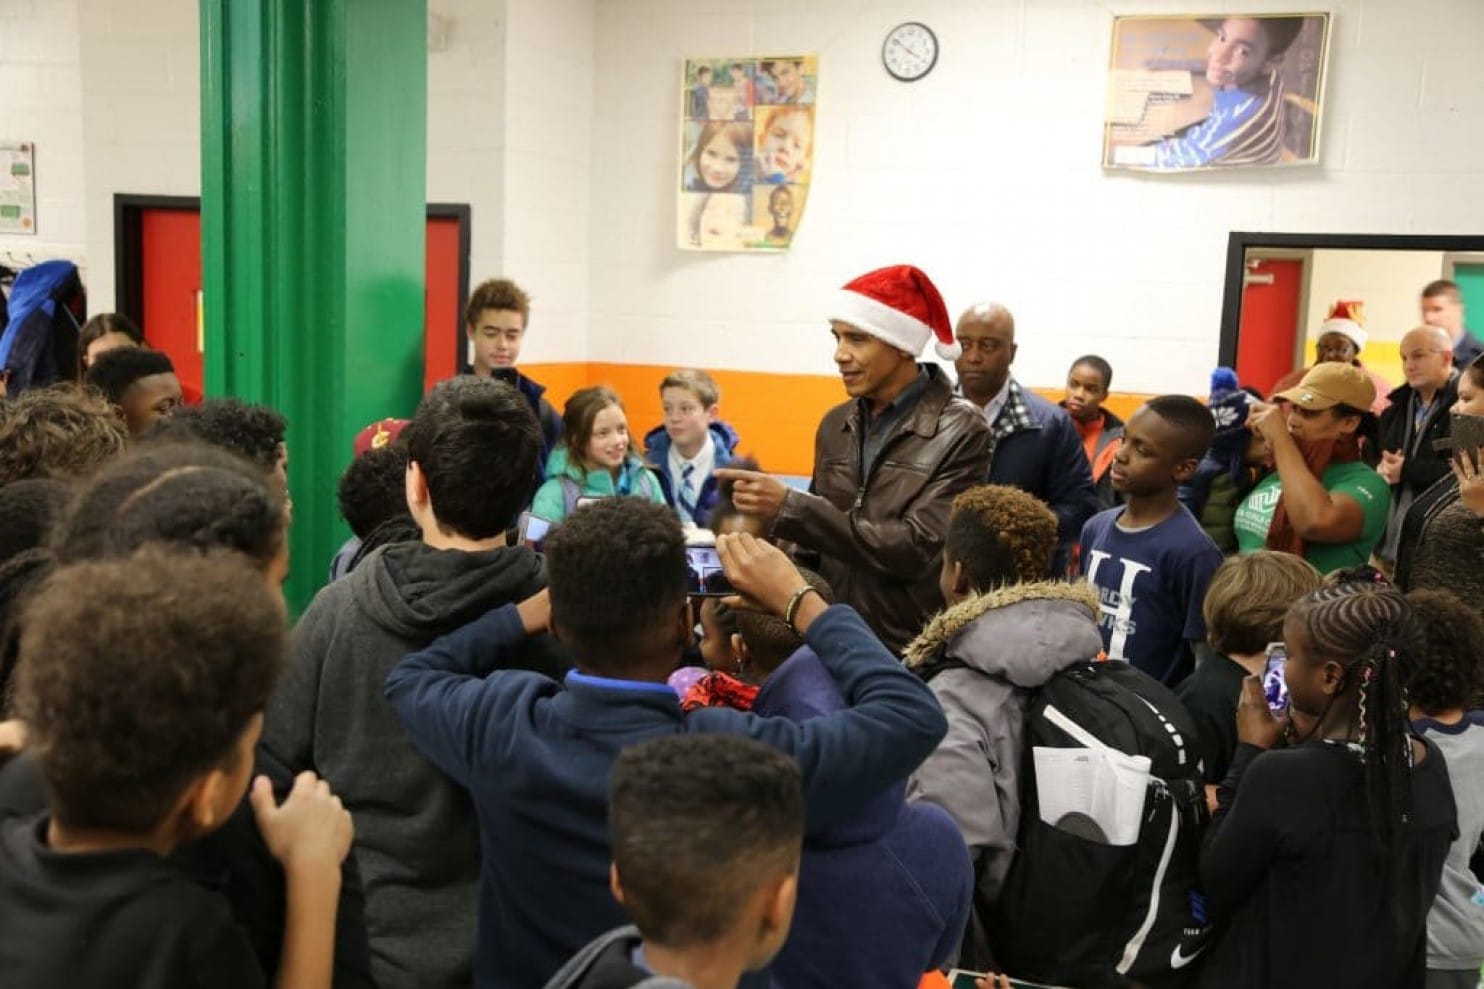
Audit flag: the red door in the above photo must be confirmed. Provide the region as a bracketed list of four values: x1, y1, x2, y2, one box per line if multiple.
[423, 216, 462, 392]
[135, 205, 466, 401]
[1236, 257, 1304, 396]
[139, 208, 204, 401]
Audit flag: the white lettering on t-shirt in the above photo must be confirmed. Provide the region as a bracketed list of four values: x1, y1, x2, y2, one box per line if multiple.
[1085, 549, 1153, 662]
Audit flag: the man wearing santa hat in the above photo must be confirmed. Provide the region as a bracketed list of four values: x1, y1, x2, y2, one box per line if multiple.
[718, 264, 992, 654]
[1269, 300, 1391, 416]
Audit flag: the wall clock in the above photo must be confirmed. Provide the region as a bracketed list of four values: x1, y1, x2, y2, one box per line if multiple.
[882, 22, 938, 82]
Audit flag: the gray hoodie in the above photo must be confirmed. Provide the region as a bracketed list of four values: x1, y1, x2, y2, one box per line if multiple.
[904, 580, 1103, 905]
[260, 540, 564, 989]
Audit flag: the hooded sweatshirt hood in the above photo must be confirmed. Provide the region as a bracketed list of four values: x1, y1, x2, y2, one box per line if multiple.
[905, 579, 1103, 688]
[642, 419, 741, 461]
[753, 647, 905, 846]
[351, 539, 546, 638]
[258, 537, 559, 989]
[753, 651, 974, 988]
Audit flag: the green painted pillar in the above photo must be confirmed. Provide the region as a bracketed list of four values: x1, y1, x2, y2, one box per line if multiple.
[200, 0, 427, 612]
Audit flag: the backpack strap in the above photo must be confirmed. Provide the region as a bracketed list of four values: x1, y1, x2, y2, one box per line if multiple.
[561, 476, 581, 518]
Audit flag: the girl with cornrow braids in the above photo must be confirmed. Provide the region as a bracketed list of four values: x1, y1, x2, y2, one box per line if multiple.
[1197, 575, 1458, 988]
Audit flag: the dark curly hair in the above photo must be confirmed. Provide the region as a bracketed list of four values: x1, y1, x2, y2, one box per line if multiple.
[732, 568, 834, 675]
[545, 499, 687, 669]
[945, 484, 1058, 589]
[157, 398, 288, 472]
[53, 442, 287, 573]
[13, 549, 285, 831]
[1402, 589, 1484, 716]
[338, 445, 408, 539]
[0, 479, 72, 565]
[84, 347, 176, 407]
[610, 733, 802, 947]
[402, 376, 539, 539]
[0, 385, 128, 483]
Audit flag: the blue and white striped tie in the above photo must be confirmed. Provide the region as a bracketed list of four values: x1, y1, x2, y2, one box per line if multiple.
[678, 463, 698, 519]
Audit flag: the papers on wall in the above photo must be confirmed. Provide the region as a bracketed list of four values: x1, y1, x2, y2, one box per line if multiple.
[0, 143, 36, 235]
[1033, 744, 1151, 846]
[677, 56, 816, 251]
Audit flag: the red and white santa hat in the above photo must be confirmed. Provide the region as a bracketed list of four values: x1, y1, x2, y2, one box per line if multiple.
[1318, 299, 1367, 350]
[830, 264, 961, 360]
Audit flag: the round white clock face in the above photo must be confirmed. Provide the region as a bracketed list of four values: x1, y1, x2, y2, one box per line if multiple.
[882, 22, 938, 82]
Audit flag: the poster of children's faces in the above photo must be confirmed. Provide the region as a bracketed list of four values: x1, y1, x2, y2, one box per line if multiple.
[1103, 14, 1330, 172]
[678, 55, 816, 252]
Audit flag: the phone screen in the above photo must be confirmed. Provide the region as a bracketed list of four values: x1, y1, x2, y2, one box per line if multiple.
[685, 545, 734, 597]
[1263, 643, 1289, 712]
[518, 512, 553, 549]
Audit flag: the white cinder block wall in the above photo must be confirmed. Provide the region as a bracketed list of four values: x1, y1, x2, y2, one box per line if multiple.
[6, 0, 1484, 391]
[0, 0, 86, 267]
[586, 0, 1484, 393]
[498, 0, 595, 364]
[76, 0, 200, 311]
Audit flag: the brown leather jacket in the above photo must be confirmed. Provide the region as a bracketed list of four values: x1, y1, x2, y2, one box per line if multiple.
[774, 365, 992, 654]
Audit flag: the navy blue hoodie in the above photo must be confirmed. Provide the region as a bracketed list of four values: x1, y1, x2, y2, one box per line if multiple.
[751, 648, 972, 989]
[384, 603, 946, 989]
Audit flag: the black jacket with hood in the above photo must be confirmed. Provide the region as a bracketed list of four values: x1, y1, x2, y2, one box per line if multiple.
[259, 540, 567, 989]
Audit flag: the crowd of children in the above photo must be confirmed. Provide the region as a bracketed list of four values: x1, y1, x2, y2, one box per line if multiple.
[2, 267, 1484, 989]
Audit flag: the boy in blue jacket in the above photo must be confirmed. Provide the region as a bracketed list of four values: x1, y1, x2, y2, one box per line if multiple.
[385, 499, 947, 989]
[643, 368, 740, 528]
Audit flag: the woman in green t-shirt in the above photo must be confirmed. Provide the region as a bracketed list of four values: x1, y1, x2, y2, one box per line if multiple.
[1232, 363, 1391, 574]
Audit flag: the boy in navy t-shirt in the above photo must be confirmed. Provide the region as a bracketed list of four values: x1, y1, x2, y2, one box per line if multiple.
[1078, 395, 1223, 686]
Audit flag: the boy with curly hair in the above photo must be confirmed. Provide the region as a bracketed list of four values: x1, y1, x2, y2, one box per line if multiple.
[905, 484, 1105, 969]
[1405, 589, 1484, 987]
[0, 384, 127, 481]
[155, 398, 290, 500]
[0, 551, 352, 988]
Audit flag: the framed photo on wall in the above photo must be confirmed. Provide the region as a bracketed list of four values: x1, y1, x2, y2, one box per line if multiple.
[677, 55, 816, 251]
[1102, 13, 1331, 172]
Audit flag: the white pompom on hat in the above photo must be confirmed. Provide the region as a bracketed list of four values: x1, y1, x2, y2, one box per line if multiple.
[830, 264, 961, 360]
[1318, 299, 1367, 350]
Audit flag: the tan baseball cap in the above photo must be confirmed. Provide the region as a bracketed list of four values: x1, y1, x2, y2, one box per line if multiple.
[1273, 362, 1376, 412]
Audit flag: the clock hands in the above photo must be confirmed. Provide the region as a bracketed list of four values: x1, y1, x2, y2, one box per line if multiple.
[891, 35, 925, 61]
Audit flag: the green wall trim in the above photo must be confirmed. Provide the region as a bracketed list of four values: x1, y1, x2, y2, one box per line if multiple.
[201, 0, 428, 612]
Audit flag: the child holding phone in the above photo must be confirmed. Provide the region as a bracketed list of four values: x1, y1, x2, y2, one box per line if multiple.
[531, 387, 667, 525]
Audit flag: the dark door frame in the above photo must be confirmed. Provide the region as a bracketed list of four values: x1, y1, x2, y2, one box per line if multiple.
[113, 194, 472, 363]
[1220, 231, 1484, 367]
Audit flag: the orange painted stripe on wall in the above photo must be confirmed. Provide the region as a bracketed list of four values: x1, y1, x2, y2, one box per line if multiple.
[522, 362, 1154, 478]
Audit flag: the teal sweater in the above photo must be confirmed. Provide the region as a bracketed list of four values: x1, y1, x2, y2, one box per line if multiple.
[530, 447, 667, 523]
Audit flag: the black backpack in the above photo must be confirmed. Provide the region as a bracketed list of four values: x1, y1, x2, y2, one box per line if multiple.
[988, 660, 1211, 988]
